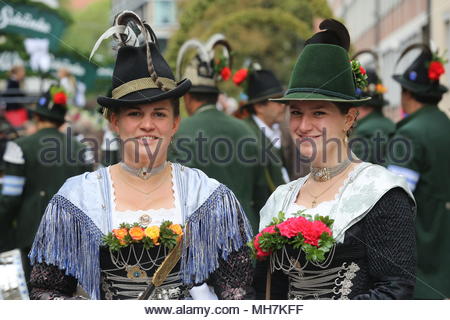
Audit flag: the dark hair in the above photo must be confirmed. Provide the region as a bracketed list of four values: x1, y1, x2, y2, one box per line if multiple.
[188, 92, 219, 105]
[408, 90, 442, 105]
[334, 102, 357, 137]
[35, 114, 65, 128]
[246, 100, 269, 115]
[334, 102, 354, 115]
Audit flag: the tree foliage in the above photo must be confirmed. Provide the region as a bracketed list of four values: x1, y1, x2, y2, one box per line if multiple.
[61, 0, 113, 65]
[166, 0, 333, 86]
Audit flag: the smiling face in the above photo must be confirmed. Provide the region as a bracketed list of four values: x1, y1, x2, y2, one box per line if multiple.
[110, 99, 180, 168]
[289, 100, 357, 165]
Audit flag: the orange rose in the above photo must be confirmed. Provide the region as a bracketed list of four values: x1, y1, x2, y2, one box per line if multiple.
[169, 224, 183, 236]
[112, 228, 128, 240]
[129, 226, 145, 241]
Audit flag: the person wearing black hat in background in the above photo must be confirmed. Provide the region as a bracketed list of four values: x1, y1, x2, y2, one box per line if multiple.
[170, 35, 266, 234]
[350, 51, 394, 165]
[0, 85, 93, 288]
[27, 12, 254, 300]
[388, 44, 450, 299]
[256, 19, 416, 300]
[239, 66, 308, 200]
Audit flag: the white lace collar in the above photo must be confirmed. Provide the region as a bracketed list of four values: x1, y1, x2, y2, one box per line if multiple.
[259, 162, 414, 242]
[107, 165, 182, 228]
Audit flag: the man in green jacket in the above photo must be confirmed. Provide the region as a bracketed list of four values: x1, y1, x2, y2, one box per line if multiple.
[239, 68, 295, 199]
[0, 86, 93, 283]
[170, 35, 265, 233]
[351, 68, 395, 165]
[388, 44, 450, 299]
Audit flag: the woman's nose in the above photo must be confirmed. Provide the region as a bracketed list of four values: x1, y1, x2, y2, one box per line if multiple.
[140, 115, 155, 131]
[299, 115, 313, 132]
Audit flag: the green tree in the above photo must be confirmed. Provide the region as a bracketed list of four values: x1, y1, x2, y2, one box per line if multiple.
[62, 0, 112, 65]
[166, 0, 333, 85]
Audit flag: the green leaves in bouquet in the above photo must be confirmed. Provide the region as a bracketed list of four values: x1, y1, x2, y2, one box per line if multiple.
[259, 228, 287, 252]
[159, 221, 178, 250]
[102, 232, 123, 251]
[269, 211, 286, 226]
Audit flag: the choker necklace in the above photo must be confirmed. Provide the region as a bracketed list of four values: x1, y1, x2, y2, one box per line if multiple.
[119, 161, 167, 180]
[310, 158, 351, 182]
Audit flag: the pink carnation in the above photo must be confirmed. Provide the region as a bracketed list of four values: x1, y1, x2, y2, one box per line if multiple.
[302, 220, 331, 246]
[254, 232, 271, 259]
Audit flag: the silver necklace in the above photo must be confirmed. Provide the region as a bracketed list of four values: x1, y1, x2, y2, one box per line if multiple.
[310, 158, 351, 182]
[120, 161, 167, 180]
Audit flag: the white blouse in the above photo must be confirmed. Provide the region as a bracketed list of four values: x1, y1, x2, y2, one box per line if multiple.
[107, 165, 183, 228]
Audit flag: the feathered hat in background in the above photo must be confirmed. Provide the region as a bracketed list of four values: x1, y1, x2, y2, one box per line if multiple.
[176, 34, 232, 93]
[351, 49, 389, 108]
[393, 43, 448, 99]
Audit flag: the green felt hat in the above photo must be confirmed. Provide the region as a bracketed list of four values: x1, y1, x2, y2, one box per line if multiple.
[272, 19, 370, 105]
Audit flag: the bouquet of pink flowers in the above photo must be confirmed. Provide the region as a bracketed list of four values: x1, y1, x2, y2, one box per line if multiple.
[248, 212, 335, 263]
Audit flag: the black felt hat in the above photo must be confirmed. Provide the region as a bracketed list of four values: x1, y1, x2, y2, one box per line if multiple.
[97, 44, 191, 109]
[244, 69, 284, 106]
[393, 44, 448, 98]
[30, 86, 67, 122]
[92, 11, 191, 109]
[363, 68, 389, 107]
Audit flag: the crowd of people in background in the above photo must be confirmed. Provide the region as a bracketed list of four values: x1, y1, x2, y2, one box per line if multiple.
[0, 12, 449, 301]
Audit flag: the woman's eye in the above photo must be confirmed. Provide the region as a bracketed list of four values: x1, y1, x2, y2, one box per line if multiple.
[314, 111, 326, 116]
[127, 111, 141, 117]
[290, 110, 302, 116]
[154, 112, 167, 118]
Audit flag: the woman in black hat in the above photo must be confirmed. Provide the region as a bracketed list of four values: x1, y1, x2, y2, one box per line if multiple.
[27, 12, 254, 300]
[255, 19, 416, 300]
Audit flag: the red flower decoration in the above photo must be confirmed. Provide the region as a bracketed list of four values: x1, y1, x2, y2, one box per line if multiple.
[220, 67, 231, 80]
[53, 92, 67, 105]
[359, 66, 366, 75]
[233, 68, 248, 85]
[428, 61, 445, 81]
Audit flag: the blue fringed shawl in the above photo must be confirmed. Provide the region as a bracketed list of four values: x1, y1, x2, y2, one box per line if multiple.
[29, 163, 253, 299]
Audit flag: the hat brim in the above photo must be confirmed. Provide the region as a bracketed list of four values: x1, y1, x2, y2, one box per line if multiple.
[242, 90, 285, 109]
[393, 74, 448, 95]
[270, 91, 371, 106]
[28, 106, 66, 122]
[97, 78, 191, 109]
[188, 85, 219, 94]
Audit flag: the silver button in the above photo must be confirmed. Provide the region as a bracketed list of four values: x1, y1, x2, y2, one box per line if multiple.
[102, 204, 106, 210]
[445, 202, 450, 210]
[39, 191, 45, 197]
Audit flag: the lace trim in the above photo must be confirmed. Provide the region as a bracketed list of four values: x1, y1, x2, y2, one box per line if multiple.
[296, 162, 364, 209]
[107, 164, 182, 227]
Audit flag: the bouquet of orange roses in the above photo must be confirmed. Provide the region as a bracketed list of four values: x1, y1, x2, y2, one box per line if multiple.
[248, 212, 335, 263]
[102, 221, 183, 252]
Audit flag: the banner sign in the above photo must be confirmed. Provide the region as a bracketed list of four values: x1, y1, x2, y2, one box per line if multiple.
[0, 3, 67, 50]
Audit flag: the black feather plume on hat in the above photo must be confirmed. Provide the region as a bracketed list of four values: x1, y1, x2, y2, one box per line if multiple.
[305, 19, 350, 51]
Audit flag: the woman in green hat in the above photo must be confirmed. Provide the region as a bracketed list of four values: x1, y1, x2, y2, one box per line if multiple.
[256, 19, 416, 299]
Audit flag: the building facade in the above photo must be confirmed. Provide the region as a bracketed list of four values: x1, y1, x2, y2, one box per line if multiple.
[328, 0, 449, 117]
